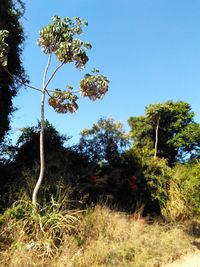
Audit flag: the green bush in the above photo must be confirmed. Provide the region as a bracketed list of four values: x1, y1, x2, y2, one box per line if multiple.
[162, 162, 200, 221]
[143, 157, 172, 209]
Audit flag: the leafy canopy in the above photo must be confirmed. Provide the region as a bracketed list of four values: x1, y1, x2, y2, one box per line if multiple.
[78, 117, 129, 164]
[37, 16, 109, 114]
[38, 16, 90, 68]
[128, 100, 200, 164]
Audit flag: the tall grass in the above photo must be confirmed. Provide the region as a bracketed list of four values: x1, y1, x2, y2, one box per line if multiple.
[161, 163, 200, 222]
[54, 205, 196, 267]
[0, 203, 197, 267]
[162, 179, 193, 222]
[0, 193, 80, 266]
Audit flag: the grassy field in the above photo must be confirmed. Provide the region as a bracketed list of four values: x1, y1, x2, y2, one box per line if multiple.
[0, 200, 199, 267]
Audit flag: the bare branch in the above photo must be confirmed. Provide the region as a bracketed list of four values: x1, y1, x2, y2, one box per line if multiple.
[45, 62, 64, 89]
[46, 90, 53, 98]
[2, 66, 42, 92]
[43, 54, 52, 90]
[71, 89, 81, 94]
[46, 88, 81, 94]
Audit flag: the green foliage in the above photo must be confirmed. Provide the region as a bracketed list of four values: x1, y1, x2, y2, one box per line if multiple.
[143, 158, 172, 208]
[171, 123, 200, 160]
[142, 159, 200, 221]
[38, 16, 90, 68]
[0, 121, 71, 204]
[37, 15, 109, 115]
[14, 120, 68, 171]
[0, 0, 26, 145]
[78, 117, 129, 164]
[163, 162, 200, 221]
[128, 116, 154, 159]
[70, 146, 148, 213]
[128, 100, 200, 164]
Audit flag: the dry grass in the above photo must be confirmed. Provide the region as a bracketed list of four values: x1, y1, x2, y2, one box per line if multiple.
[0, 204, 198, 267]
[162, 179, 193, 222]
[55, 206, 197, 267]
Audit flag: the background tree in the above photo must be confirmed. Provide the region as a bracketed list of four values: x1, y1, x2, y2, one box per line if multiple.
[14, 120, 68, 171]
[128, 100, 200, 165]
[72, 117, 147, 211]
[13, 120, 90, 181]
[77, 117, 129, 164]
[0, 0, 26, 145]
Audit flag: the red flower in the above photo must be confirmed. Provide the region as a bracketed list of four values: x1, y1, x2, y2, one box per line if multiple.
[130, 176, 137, 181]
[129, 175, 138, 191]
[130, 182, 138, 191]
[90, 175, 97, 181]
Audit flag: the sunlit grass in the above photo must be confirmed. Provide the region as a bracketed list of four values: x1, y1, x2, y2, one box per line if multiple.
[0, 201, 197, 267]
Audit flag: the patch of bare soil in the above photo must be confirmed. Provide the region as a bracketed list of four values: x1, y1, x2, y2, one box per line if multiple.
[164, 253, 200, 267]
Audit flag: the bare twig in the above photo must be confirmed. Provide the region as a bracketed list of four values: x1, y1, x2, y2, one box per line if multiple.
[43, 54, 52, 89]
[2, 66, 42, 92]
[45, 62, 64, 89]
[3, 63, 80, 96]
[46, 88, 81, 94]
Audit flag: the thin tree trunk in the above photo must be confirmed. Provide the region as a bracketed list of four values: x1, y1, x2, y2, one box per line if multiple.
[154, 116, 160, 158]
[32, 91, 46, 205]
[32, 54, 51, 205]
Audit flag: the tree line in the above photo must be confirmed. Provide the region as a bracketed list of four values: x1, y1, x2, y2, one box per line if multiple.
[1, 101, 200, 217]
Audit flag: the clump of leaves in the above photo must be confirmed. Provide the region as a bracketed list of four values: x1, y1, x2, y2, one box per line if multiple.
[48, 90, 78, 113]
[38, 16, 90, 69]
[80, 70, 109, 101]
[0, 30, 9, 66]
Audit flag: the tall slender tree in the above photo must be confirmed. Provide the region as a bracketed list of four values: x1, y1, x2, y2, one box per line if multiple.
[128, 101, 200, 165]
[1, 15, 109, 205]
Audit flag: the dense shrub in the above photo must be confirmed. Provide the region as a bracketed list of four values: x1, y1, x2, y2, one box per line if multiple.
[142, 157, 172, 214]
[163, 162, 200, 221]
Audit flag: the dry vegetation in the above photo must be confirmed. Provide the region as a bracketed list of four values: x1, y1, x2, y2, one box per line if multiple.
[0, 201, 199, 267]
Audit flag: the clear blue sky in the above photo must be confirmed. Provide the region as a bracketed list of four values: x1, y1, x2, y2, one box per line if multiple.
[11, 0, 200, 145]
